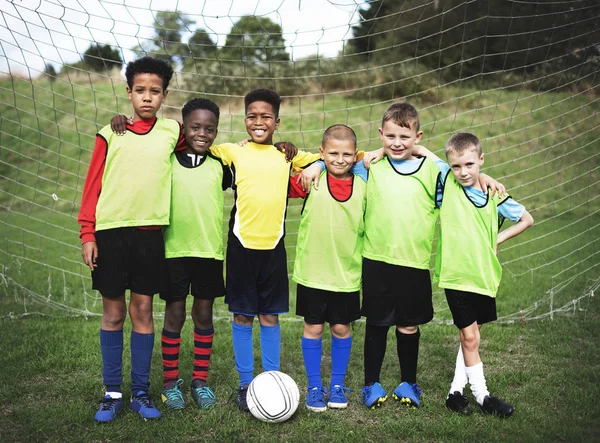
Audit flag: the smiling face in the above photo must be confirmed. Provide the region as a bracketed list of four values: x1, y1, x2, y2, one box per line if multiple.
[183, 109, 218, 156]
[319, 139, 357, 180]
[447, 148, 485, 189]
[244, 100, 280, 145]
[379, 120, 423, 161]
[127, 73, 167, 122]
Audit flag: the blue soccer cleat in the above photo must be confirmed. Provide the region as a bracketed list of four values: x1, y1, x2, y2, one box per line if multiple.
[328, 385, 351, 409]
[130, 391, 162, 420]
[306, 386, 328, 412]
[94, 395, 122, 422]
[360, 382, 388, 409]
[392, 382, 423, 408]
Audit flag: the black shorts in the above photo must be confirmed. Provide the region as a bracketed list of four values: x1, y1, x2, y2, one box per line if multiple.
[361, 258, 433, 327]
[295, 284, 361, 325]
[92, 227, 166, 299]
[160, 257, 225, 302]
[445, 289, 497, 330]
[224, 234, 289, 316]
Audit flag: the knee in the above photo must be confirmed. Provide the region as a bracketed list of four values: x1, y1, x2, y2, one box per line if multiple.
[129, 298, 153, 325]
[191, 304, 213, 330]
[303, 323, 324, 339]
[164, 305, 186, 332]
[258, 314, 278, 327]
[397, 325, 418, 335]
[330, 323, 351, 338]
[234, 314, 254, 326]
[460, 329, 480, 351]
[102, 304, 126, 329]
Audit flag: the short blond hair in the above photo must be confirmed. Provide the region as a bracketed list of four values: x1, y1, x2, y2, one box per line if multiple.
[445, 132, 482, 157]
[381, 102, 420, 132]
[322, 124, 357, 150]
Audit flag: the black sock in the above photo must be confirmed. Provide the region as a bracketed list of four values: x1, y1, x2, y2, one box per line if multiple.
[396, 328, 420, 384]
[364, 324, 389, 385]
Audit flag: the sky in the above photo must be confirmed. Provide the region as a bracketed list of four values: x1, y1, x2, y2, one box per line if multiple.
[0, 0, 367, 77]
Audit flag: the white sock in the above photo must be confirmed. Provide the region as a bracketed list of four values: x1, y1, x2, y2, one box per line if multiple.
[465, 362, 489, 405]
[448, 345, 468, 396]
[105, 391, 123, 399]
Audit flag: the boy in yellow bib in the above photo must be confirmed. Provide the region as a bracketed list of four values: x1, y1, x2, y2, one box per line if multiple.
[208, 89, 322, 411]
[434, 133, 533, 417]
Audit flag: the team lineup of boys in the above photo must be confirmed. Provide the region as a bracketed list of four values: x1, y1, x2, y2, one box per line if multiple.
[79, 56, 534, 423]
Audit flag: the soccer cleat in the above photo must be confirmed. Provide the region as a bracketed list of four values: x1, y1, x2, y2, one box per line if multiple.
[328, 385, 351, 409]
[392, 382, 423, 408]
[446, 391, 473, 415]
[481, 395, 515, 418]
[94, 395, 122, 422]
[360, 382, 388, 409]
[236, 384, 250, 412]
[191, 379, 216, 409]
[305, 386, 328, 412]
[130, 391, 162, 420]
[161, 379, 185, 410]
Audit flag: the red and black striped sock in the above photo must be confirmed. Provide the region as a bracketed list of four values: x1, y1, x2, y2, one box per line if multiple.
[161, 328, 181, 386]
[192, 327, 214, 382]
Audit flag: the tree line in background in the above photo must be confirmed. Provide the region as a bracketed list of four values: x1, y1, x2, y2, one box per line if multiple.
[50, 0, 599, 100]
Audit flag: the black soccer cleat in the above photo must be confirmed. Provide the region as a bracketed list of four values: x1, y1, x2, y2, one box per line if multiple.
[236, 384, 250, 412]
[446, 391, 473, 415]
[481, 395, 515, 418]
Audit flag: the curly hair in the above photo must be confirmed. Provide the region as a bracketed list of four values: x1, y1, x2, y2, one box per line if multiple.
[244, 88, 282, 118]
[125, 56, 174, 90]
[181, 98, 220, 123]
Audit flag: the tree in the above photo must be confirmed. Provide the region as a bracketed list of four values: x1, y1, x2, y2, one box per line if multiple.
[43, 63, 57, 82]
[221, 16, 289, 63]
[82, 43, 123, 72]
[346, 0, 600, 83]
[187, 29, 218, 60]
[151, 10, 194, 64]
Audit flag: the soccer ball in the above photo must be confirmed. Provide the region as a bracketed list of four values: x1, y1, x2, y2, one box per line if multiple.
[246, 371, 300, 423]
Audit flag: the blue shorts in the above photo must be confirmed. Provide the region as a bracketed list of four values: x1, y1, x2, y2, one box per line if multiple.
[224, 234, 289, 316]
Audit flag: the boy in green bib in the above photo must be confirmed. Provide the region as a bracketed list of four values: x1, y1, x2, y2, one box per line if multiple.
[300, 104, 504, 411]
[79, 57, 184, 422]
[158, 98, 231, 411]
[289, 125, 367, 412]
[433, 133, 533, 417]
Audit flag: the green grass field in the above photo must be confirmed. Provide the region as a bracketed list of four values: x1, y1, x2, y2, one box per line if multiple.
[0, 74, 599, 441]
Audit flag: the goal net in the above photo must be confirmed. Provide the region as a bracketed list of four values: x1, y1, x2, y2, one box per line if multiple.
[0, 0, 598, 321]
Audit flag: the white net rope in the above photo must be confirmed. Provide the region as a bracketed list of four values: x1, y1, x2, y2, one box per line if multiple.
[0, 0, 598, 321]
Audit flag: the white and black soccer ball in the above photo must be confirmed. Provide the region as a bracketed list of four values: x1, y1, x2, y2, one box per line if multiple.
[246, 371, 300, 423]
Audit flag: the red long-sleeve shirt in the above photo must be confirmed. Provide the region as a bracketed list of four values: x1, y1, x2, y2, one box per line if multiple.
[78, 117, 185, 244]
[288, 173, 353, 200]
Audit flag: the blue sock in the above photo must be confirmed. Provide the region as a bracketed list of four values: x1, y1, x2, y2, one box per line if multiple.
[232, 323, 254, 386]
[130, 331, 154, 394]
[260, 323, 281, 372]
[301, 336, 323, 389]
[331, 335, 352, 388]
[100, 329, 123, 393]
